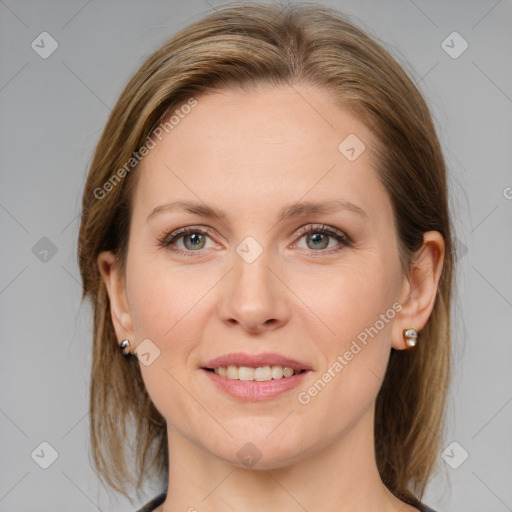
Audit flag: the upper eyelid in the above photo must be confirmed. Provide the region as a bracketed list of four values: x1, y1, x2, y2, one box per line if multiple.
[294, 223, 347, 237]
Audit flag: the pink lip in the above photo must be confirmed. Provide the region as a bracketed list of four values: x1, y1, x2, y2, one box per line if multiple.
[202, 368, 311, 401]
[202, 352, 313, 371]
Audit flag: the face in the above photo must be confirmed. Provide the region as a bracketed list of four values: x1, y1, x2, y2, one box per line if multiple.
[101, 84, 421, 469]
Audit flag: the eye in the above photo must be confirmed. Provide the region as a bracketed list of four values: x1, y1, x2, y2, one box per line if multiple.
[158, 223, 351, 256]
[158, 226, 217, 255]
[292, 224, 351, 254]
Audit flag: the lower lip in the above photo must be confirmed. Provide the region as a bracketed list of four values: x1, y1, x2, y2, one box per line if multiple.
[201, 369, 310, 401]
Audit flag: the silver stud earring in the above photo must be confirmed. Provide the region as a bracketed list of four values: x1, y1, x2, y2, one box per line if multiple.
[403, 328, 419, 348]
[120, 339, 131, 355]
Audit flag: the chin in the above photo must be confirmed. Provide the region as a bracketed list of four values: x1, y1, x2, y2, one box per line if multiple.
[210, 434, 308, 470]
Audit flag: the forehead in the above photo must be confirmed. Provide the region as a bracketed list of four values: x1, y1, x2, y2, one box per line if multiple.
[133, 84, 386, 222]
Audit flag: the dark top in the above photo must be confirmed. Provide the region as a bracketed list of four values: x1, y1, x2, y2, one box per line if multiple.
[134, 492, 439, 512]
[134, 492, 166, 512]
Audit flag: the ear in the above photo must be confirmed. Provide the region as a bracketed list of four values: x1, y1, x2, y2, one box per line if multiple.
[97, 251, 134, 352]
[391, 231, 445, 350]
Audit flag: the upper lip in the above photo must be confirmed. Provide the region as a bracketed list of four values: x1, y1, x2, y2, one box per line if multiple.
[202, 352, 313, 371]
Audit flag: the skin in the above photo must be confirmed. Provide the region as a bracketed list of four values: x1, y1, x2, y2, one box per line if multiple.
[98, 84, 445, 512]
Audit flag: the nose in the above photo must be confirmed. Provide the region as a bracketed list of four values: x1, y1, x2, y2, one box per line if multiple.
[217, 246, 291, 334]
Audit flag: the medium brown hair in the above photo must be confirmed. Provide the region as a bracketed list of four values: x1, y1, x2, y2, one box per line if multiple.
[78, 2, 454, 506]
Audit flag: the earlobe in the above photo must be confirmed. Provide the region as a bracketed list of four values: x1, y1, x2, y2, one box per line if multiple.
[97, 251, 134, 348]
[391, 231, 445, 350]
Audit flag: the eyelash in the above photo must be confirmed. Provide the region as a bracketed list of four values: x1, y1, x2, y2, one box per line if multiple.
[157, 224, 351, 257]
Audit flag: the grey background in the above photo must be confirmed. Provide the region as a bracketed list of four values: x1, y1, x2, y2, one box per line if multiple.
[0, 0, 511, 511]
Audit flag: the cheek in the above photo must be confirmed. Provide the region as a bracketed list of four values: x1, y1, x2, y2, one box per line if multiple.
[294, 275, 395, 442]
[295, 257, 398, 398]
[125, 258, 207, 426]
[126, 252, 210, 342]
[300, 258, 396, 343]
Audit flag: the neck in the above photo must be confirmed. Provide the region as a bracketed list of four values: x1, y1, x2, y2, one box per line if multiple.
[159, 406, 417, 512]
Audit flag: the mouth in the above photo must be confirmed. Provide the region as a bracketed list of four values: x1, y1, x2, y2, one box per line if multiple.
[200, 352, 312, 400]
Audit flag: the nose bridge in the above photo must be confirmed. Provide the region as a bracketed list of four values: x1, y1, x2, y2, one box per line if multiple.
[232, 238, 276, 306]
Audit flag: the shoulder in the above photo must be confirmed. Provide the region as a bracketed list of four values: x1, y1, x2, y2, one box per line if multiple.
[133, 492, 166, 512]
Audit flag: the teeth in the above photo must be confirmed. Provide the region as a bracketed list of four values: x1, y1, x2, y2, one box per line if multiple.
[272, 366, 283, 379]
[255, 366, 272, 381]
[213, 365, 299, 381]
[226, 365, 238, 379]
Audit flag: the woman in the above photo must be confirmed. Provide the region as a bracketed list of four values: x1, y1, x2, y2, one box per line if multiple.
[78, 3, 454, 511]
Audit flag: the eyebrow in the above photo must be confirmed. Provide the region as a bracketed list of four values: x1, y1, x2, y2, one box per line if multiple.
[146, 199, 368, 224]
